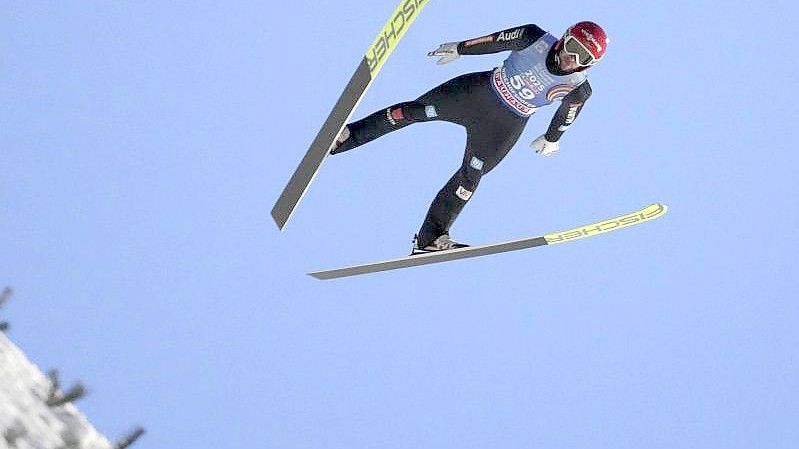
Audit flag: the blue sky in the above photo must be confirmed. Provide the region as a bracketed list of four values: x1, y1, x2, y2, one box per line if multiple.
[2, 1, 797, 448]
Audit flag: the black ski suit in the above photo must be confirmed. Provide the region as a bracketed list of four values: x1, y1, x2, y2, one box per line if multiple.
[331, 24, 593, 248]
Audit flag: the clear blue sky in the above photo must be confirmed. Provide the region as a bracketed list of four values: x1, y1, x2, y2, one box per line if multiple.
[2, 1, 797, 448]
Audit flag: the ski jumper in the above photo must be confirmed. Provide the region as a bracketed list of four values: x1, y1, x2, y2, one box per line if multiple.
[331, 24, 594, 248]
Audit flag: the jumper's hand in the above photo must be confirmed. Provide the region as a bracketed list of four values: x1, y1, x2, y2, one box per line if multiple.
[531, 135, 560, 157]
[427, 42, 460, 65]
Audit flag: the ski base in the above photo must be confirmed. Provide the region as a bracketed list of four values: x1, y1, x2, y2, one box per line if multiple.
[308, 203, 667, 280]
[271, 0, 430, 230]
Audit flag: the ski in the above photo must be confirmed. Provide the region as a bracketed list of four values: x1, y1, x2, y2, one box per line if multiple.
[271, 0, 431, 230]
[308, 203, 668, 280]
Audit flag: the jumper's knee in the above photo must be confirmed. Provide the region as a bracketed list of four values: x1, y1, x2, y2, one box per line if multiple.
[385, 102, 439, 127]
[453, 161, 483, 202]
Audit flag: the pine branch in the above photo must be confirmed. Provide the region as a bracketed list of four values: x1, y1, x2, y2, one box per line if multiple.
[114, 426, 146, 449]
[46, 382, 88, 407]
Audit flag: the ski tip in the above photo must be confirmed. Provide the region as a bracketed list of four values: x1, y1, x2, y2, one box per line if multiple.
[648, 202, 668, 218]
[543, 202, 668, 245]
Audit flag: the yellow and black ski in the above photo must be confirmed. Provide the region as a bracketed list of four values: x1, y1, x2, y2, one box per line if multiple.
[309, 203, 668, 280]
[272, 0, 431, 230]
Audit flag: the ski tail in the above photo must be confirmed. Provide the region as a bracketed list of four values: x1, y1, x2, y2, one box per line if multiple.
[271, 0, 431, 230]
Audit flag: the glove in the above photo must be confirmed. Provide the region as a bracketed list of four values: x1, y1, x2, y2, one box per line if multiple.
[427, 42, 460, 65]
[531, 134, 560, 157]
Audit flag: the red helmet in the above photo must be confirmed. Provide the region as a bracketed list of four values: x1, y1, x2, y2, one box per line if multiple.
[560, 21, 608, 67]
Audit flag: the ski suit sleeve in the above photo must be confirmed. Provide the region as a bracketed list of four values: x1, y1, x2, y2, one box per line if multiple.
[544, 80, 592, 142]
[456, 24, 547, 55]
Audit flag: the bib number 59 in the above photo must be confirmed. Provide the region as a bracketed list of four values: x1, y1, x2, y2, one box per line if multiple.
[510, 75, 535, 100]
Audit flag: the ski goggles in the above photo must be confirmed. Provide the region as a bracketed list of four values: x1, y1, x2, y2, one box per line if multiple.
[562, 35, 599, 67]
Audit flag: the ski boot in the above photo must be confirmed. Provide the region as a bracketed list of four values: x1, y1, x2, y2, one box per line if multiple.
[329, 126, 351, 154]
[411, 233, 469, 255]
